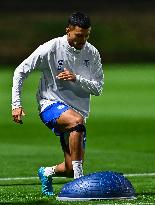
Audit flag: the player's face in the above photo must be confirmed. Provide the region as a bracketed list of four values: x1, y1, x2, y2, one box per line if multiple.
[66, 25, 91, 50]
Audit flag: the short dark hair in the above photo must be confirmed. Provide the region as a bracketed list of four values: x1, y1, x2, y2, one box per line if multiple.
[68, 12, 91, 29]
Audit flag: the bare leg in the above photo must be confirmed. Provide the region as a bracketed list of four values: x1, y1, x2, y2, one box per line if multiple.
[69, 130, 83, 161]
[55, 139, 85, 177]
[55, 153, 74, 177]
[46, 108, 85, 178]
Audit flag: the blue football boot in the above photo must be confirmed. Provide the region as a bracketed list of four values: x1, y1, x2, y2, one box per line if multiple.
[38, 167, 54, 196]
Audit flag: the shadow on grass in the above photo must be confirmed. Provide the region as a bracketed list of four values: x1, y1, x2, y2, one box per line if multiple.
[0, 181, 68, 187]
[136, 192, 155, 196]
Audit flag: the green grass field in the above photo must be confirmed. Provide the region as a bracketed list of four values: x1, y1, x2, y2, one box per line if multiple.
[0, 64, 155, 204]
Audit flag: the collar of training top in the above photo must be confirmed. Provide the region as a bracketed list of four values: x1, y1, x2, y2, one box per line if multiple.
[62, 35, 86, 54]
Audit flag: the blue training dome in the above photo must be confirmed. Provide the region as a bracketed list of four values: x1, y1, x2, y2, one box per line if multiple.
[57, 171, 136, 201]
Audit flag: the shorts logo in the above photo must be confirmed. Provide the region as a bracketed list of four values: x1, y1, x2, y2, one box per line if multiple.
[57, 105, 65, 109]
[57, 60, 64, 70]
[84, 60, 90, 67]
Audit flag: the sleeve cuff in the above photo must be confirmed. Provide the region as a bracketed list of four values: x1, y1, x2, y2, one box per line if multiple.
[12, 105, 22, 110]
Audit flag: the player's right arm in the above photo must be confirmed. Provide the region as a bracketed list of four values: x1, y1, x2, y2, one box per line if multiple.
[11, 45, 45, 124]
[12, 107, 25, 124]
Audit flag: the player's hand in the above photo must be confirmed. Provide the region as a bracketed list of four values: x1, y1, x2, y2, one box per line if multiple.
[56, 68, 76, 82]
[12, 107, 26, 124]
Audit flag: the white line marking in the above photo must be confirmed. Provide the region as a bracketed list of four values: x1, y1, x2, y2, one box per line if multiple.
[124, 173, 155, 177]
[0, 173, 154, 181]
[98, 203, 155, 205]
[0, 176, 66, 181]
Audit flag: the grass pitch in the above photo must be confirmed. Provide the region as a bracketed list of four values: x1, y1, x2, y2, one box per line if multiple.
[0, 63, 155, 204]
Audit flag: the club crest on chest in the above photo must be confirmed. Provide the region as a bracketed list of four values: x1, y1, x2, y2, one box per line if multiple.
[83, 60, 90, 67]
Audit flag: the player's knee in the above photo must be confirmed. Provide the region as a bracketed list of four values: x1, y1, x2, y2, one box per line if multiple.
[68, 115, 84, 130]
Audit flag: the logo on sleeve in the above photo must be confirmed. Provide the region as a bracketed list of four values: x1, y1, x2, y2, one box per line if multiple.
[83, 60, 90, 67]
[57, 60, 64, 70]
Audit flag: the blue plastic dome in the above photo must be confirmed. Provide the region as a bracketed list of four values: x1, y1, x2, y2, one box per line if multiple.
[57, 171, 136, 201]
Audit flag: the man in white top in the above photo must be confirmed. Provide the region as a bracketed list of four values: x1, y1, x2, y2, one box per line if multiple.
[12, 12, 104, 196]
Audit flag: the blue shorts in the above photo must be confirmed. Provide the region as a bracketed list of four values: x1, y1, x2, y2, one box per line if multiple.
[39, 101, 86, 150]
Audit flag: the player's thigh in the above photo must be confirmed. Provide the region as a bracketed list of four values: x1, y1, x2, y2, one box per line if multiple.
[56, 108, 84, 132]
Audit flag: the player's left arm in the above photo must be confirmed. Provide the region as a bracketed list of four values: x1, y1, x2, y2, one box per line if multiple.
[56, 51, 104, 96]
[75, 51, 104, 96]
[75, 56, 103, 96]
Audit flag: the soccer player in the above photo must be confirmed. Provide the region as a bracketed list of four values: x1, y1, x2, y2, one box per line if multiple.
[12, 12, 104, 196]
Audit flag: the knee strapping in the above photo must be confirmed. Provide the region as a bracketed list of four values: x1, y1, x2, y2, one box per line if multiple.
[69, 124, 86, 133]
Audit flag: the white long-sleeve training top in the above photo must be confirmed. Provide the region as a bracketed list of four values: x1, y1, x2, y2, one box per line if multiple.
[12, 35, 104, 118]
